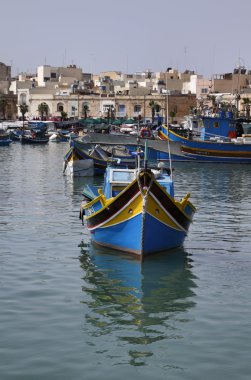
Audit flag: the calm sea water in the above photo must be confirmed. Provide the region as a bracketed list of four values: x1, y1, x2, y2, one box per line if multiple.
[0, 142, 251, 380]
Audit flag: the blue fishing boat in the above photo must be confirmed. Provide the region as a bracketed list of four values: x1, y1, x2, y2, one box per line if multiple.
[159, 113, 251, 163]
[10, 127, 49, 144]
[20, 131, 49, 144]
[80, 142, 196, 259]
[0, 131, 12, 146]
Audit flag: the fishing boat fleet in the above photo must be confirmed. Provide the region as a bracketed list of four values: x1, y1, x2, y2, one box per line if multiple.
[0, 120, 79, 145]
[2, 111, 251, 164]
[2, 110, 251, 259]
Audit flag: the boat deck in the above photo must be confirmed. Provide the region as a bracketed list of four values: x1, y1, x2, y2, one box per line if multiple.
[77, 133, 184, 156]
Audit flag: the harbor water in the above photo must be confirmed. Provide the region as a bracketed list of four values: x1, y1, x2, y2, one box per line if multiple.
[0, 142, 251, 380]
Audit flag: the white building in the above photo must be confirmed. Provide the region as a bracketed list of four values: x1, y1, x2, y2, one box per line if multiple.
[37, 64, 83, 87]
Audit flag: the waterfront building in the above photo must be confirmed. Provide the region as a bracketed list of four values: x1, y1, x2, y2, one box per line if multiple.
[212, 66, 251, 94]
[4, 59, 251, 122]
[0, 62, 11, 94]
[0, 62, 17, 120]
[25, 91, 196, 124]
[37, 64, 82, 87]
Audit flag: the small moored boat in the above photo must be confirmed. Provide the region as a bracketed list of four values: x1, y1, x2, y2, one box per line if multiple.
[63, 140, 141, 177]
[0, 131, 12, 146]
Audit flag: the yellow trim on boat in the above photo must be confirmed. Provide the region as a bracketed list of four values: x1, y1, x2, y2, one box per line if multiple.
[181, 145, 251, 156]
[82, 194, 104, 208]
[169, 129, 190, 140]
[154, 180, 194, 219]
[84, 179, 138, 220]
[102, 193, 143, 227]
[146, 195, 183, 230]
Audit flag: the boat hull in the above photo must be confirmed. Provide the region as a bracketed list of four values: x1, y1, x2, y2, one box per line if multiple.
[64, 158, 94, 177]
[90, 211, 188, 256]
[20, 135, 49, 144]
[0, 139, 12, 146]
[168, 129, 251, 163]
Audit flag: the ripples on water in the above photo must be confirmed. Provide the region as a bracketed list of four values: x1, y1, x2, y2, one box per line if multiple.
[0, 144, 251, 379]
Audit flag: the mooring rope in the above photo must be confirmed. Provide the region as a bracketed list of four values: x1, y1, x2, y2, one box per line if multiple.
[136, 170, 154, 256]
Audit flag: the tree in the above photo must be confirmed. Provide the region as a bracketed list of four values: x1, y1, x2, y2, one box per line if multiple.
[207, 94, 217, 111]
[0, 96, 7, 120]
[149, 100, 160, 124]
[242, 97, 251, 117]
[61, 111, 68, 121]
[38, 102, 49, 120]
[169, 110, 176, 123]
[83, 103, 89, 119]
[19, 103, 29, 129]
[111, 105, 115, 121]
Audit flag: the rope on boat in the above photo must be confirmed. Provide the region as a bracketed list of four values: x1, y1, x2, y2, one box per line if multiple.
[136, 170, 154, 256]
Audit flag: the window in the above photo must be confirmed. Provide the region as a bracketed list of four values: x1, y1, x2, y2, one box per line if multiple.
[57, 103, 64, 112]
[134, 105, 141, 113]
[118, 104, 125, 112]
[51, 72, 57, 79]
[20, 93, 26, 105]
[82, 102, 89, 110]
[201, 88, 208, 94]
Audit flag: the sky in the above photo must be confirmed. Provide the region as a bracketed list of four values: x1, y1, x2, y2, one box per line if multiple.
[1, 0, 251, 78]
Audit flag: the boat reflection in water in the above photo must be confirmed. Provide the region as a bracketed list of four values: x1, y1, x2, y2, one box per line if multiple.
[79, 242, 197, 366]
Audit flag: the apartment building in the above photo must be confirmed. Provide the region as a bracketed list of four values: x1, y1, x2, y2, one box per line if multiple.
[0, 62, 17, 120]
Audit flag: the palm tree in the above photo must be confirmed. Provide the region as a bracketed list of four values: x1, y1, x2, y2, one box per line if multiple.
[82, 103, 89, 119]
[61, 111, 68, 121]
[149, 100, 160, 124]
[38, 102, 49, 120]
[0, 96, 7, 120]
[169, 110, 176, 123]
[19, 103, 29, 129]
[242, 97, 251, 117]
[207, 94, 217, 112]
[106, 106, 111, 124]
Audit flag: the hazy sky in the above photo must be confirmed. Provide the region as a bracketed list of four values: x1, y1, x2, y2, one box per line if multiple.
[1, 0, 250, 78]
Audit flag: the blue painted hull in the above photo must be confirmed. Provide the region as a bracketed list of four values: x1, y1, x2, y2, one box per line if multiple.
[0, 139, 12, 146]
[20, 135, 49, 144]
[91, 212, 187, 257]
[168, 130, 251, 163]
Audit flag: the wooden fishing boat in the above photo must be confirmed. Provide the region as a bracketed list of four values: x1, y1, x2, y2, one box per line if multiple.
[19, 129, 49, 144]
[0, 131, 12, 146]
[20, 133, 49, 144]
[80, 143, 196, 258]
[63, 139, 141, 176]
[158, 112, 251, 163]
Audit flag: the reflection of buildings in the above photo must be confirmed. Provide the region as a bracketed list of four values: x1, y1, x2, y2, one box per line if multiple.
[79, 243, 197, 366]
